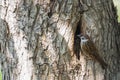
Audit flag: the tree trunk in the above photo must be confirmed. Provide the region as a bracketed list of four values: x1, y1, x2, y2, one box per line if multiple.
[0, 0, 120, 80]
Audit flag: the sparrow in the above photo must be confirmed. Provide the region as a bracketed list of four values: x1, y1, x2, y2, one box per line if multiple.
[77, 34, 107, 69]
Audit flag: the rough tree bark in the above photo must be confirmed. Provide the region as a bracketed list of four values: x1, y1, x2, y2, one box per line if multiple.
[0, 0, 120, 80]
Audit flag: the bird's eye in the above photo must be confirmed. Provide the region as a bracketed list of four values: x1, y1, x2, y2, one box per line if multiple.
[81, 37, 85, 40]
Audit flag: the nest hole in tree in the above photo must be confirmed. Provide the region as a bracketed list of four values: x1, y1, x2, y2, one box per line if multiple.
[73, 20, 82, 60]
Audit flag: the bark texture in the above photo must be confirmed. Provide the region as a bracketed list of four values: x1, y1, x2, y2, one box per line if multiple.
[0, 0, 120, 80]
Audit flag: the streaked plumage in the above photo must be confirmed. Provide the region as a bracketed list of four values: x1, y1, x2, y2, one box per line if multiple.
[77, 34, 107, 69]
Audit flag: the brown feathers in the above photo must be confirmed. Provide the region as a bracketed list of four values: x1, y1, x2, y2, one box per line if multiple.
[78, 34, 107, 69]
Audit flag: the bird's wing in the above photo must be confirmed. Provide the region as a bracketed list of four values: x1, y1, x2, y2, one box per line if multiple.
[81, 40, 98, 58]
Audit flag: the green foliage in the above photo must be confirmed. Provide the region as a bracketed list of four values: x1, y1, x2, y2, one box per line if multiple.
[113, 0, 120, 22]
[0, 70, 2, 80]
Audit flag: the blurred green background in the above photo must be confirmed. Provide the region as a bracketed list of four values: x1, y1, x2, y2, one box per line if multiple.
[0, 0, 119, 80]
[113, 0, 120, 22]
[0, 70, 1, 80]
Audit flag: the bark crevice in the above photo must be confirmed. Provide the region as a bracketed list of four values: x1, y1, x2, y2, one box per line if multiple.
[73, 20, 81, 60]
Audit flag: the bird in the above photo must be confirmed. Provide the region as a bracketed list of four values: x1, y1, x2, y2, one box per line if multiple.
[77, 34, 107, 69]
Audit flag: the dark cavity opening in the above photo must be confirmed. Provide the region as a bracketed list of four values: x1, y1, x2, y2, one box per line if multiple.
[73, 20, 81, 60]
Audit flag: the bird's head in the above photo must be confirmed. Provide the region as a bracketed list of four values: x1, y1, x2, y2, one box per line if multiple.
[77, 34, 89, 42]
